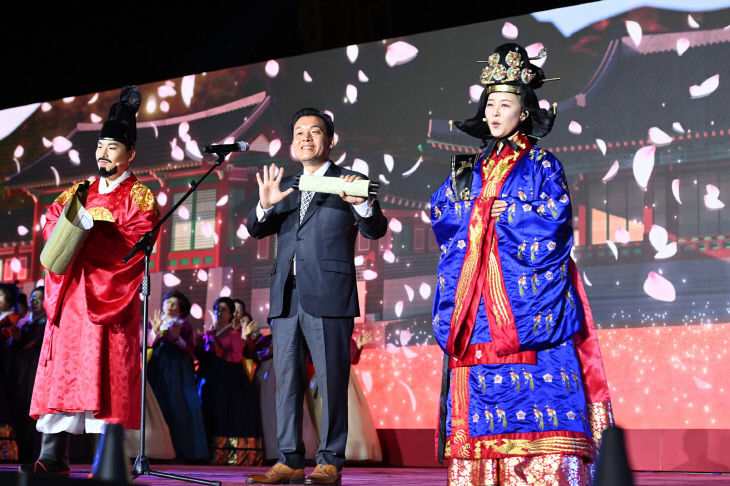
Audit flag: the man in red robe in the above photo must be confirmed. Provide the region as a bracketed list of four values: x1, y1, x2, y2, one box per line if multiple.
[21, 86, 159, 475]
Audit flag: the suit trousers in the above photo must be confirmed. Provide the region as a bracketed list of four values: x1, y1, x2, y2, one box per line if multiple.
[273, 275, 354, 469]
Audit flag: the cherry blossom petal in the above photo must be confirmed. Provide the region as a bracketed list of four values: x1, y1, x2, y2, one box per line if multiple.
[68, 149, 80, 166]
[672, 122, 685, 134]
[625, 20, 642, 47]
[62, 97, 75, 103]
[52, 136, 72, 154]
[170, 138, 184, 161]
[614, 227, 630, 244]
[354, 255, 365, 266]
[10, 258, 21, 273]
[643, 271, 676, 302]
[87, 93, 99, 104]
[352, 158, 369, 177]
[151, 123, 159, 138]
[197, 269, 208, 281]
[265, 60, 280, 78]
[401, 156, 423, 177]
[346, 44, 359, 63]
[200, 221, 214, 238]
[399, 329, 411, 346]
[363, 269, 378, 281]
[346, 84, 358, 104]
[216, 195, 229, 207]
[606, 240, 618, 260]
[324, 110, 334, 121]
[334, 152, 346, 165]
[525, 42, 546, 67]
[157, 192, 168, 206]
[378, 174, 390, 185]
[236, 224, 250, 240]
[596, 139, 606, 156]
[582, 271, 592, 287]
[17, 225, 29, 236]
[649, 225, 669, 251]
[502, 21, 518, 39]
[360, 371, 373, 393]
[358, 70, 369, 83]
[383, 250, 395, 263]
[704, 184, 725, 210]
[693, 376, 712, 390]
[50, 166, 60, 186]
[178, 122, 190, 142]
[689, 74, 719, 99]
[676, 37, 690, 56]
[601, 160, 619, 183]
[40, 214, 47, 228]
[178, 205, 190, 220]
[163, 273, 181, 287]
[219, 286, 231, 298]
[181, 75, 195, 107]
[419, 282, 431, 300]
[90, 113, 102, 123]
[648, 127, 672, 146]
[160, 101, 170, 113]
[42, 137, 52, 148]
[303, 70, 313, 83]
[383, 154, 394, 172]
[671, 178, 682, 205]
[568, 120, 582, 135]
[394, 300, 404, 318]
[632, 145, 655, 190]
[385, 41, 418, 67]
[404, 284, 414, 302]
[13, 158, 20, 172]
[539, 99, 550, 111]
[655, 242, 677, 260]
[420, 211, 430, 224]
[158, 84, 176, 98]
[469, 85, 484, 103]
[687, 14, 700, 29]
[14, 145, 24, 158]
[706, 184, 720, 199]
[189, 304, 203, 319]
[145, 97, 157, 114]
[41, 102, 52, 112]
[268, 139, 281, 157]
[185, 140, 203, 161]
[389, 218, 402, 233]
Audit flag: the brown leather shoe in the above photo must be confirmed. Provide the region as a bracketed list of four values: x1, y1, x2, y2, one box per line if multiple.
[304, 464, 341, 485]
[246, 462, 305, 484]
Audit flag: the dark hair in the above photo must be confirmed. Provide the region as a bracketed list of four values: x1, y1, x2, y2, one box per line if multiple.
[162, 290, 191, 318]
[232, 298, 246, 314]
[290, 107, 334, 138]
[213, 297, 235, 315]
[32, 286, 45, 294]
[0, 283, 18, 309]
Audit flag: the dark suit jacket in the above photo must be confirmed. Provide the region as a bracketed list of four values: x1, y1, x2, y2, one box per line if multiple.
[247, 163, 388, 319]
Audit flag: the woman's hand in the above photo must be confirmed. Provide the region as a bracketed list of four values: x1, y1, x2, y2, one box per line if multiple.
[355, 331, 373, 349]
[490, 199, 508, 219]
[242, 316, 259, 339]
[151, 309, 163, 332]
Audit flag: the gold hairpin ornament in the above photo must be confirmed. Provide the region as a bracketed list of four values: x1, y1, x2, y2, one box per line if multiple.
[449, 120, 454, 132]
[552, 102, 558, 115]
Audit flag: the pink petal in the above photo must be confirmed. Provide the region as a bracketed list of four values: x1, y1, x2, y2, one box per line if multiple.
[352, 158, 369, 177]
[706, 184, 720, 199]
[90, 113, 102, 123]
[401, 156, 423, 177]
[469, 85, 484, 103]
[189, 304, 203, 319]
[14, 145, 24, 158]
[157, 84, 176, 98]
[362, 270, 378, 281]
[40, 214, 47, 228]
[354, 255, 364, 266]
[236, 224, 250, 240]
[643, 271, 676, 302]
[672, 122, 685, 134]
[687, 14, 700, 29]
[185, 140, 203, 161]
[178, 205, 190, 220]
[163, 273, 181, 287]
[389, 218, 402, 233]
[200, 221, 214, 238]
[704, 194, 725, 211]
[419, 282, 432, 299]
[62, 97, 75, 103]
[568, 120, 582, 135]
[671, 179, 681, 204]
[303, 71, 313, 82]
[606, 240, 618, 260]
[394, 301, 404, 318]
[632, 145, 655, 190]
[17, 225, 29, 236]
[42, 137, 52, 148]
[614, 227, 630, 244]
[539, 99, 550, 111]
[333, 152, 346, 165]
[399, 329, 411, 346]
[385, 41, 418, 67]
[346, 84, 358, 103]
[178, 122, 190, 141]
[13, 158, 20, 173]
[502, 21, 518, 40]
[68, 149, 80, 166]
[197, 269, 208, 281]
[676, 37, 690, 56]
[525, 42, 546, 67]
[625, 20, 642, 47]
[358, 70, 369, 83]
[596, 139, 606, 156]
[216, 195, 229, 207]
[689, 74, 719, 99]
[582, 271, 592, 287]
[50, 166, 60, 186]
[346, 45, 359, 63]
[648, 127, 672, 146]
[219, 286, 231, 298]
[324, 110, 335, 121]
[383, 154, 394, 172]
[145, 97, 157, 114]
[693, 376, 712, 390]
[383, 250, 395, 263]
[420, 211, 430, 224]
[360, 371, 373, 393]
[649, 225, 668, 251]
[404, 284, 414, 302]
[41, 102, 52, 112]
[269, 139, 282, 157]
[10, 258, 21, 273]
[157, 192, 168, 206]
[655, 242, 677, 259]
[87, 93, 99, 104]
[160, 101, 170, 113]
[52, 136, 73, 154]
[181, 75, 195, 107]
[265, 60, 280, 78]
[170, 138, 184, 161]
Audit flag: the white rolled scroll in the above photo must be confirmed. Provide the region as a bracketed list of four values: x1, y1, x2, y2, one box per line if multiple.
[295, 175, 378, 197]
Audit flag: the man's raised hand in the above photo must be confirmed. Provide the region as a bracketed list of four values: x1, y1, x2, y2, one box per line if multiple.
[257, 163, 294, 209]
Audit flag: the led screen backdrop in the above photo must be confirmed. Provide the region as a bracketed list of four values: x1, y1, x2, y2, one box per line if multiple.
[1, 1, 730, 435]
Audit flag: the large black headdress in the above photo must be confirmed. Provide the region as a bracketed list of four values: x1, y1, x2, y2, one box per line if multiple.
[453, 43, 556, 145]
[99, 85, 142, 149]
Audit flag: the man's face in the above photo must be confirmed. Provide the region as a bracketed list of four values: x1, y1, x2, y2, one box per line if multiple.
[96, 139, 135, 181]
[30, 290, 44, 314]
[292, 116, 333, 166]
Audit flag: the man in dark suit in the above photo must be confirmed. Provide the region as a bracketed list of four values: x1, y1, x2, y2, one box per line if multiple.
[245, 108, 387, 485]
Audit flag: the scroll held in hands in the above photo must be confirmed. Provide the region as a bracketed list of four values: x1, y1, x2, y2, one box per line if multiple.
[293, 174, 379, 197]
[40, 182, 94, 275]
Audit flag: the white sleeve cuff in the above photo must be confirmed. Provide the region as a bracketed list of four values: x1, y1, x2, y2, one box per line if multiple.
[256, 201, 275, 222]
[353, 199, 373, 218]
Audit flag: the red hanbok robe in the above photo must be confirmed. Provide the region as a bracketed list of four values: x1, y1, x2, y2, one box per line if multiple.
[30, 175, 159, 429]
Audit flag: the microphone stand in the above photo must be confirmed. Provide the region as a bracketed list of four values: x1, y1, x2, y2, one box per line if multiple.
[123, 152, 231, 486]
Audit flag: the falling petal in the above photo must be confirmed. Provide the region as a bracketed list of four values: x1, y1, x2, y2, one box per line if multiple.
[12, 158, 20, 172]
[236, 224, 249, 240]
[394, 301, 404, 318]
[420, 211, 430, 224]
[145, 97, 157, 114]
[648, 127, 672, 146]
[386, 343, 399, 354]
[87, 93, 99, 104]
[706, 184, 720, 198]
[62, 97, 75, 103]
[185, 140, 203, 161]
[358, 70, 369, 83]
[265, 60, 280, 78]
[14, 145, 24, 158]
[40, 214, 46, 228]
[363, 269, 378, 281]
[200, 221, 214, 238]
[672, 122, 685, 134]
[632, 145, 655, 190]
[383, 154, 394, 172]
[181, 75, 195, 107]
[649, 225, 669, 251]
[419, 282, 432, 299]
[346, 84, 358, 104]
[68, 149, 80, 166]
[351, 158, 369, 177]
[346, 44, 359, 63]
[469, 85, 484, 103]
[190, 304, 203, 319]
[10, 258, 21, 273]
[170, 138, 185, 161]
[655, 242, 677, 259]
[568, 120, 582, 135]
[354, 255, 365, 266]
[42, 137, 52, 148]
[178, 122, 190, 142]
[50, 166, 60, 186]
[596, 139, 606, 156]
[643, 271, 676, 302]
[687, 14, 700, 29]
[693, 376, 712, 390]
[157, 192, 168, 206]
[52, 136, 72, 154]
[360, 371, 373, 393]
[404, 284, 414, 302]
[334, 152, 347, 165]
[163, 273, 181, 287]
[704, 184, 725, 210]
[151, 123, 159, 138]
[525, 42, 546, 67]
[303, 70, 313, 82]
[689, 74, 719, 99]
[582, 271, 592, 287]
[219, 286, 231, 297]
[399, 329, 412, 346]
[324, 110, 335, 121]
[625, 20, 642, 47]
[502, 21, 518, 39]
[539, 99, 550, 111]
[17, 225, 29, 236]
[90, 113, 102, 123]
[676, 37, 690, 56]
[383, 250, 395, 263]
[333, 132, 339, 146]
[614, 227, 630, 244]
[671, 178, 681, 204]
[606, 240, 618, 260]
[385, 41, 418, 67]
[178, 205, 190, 220]
[401, 156, 423, 177]
[216, 195, 229, 207]
[267, 138, 281, 157]
[160, 101, 170, 113]
[389, 218, 402, 233]
[399, 380, 418, 411]
[41, 102, 52, 112]
[197, 269, 208, 281]
[378, 174, 390, 185]
[158, 84, 176, 98]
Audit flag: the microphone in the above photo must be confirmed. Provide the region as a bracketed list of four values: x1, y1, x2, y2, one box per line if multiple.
[203, 141, 250, 154]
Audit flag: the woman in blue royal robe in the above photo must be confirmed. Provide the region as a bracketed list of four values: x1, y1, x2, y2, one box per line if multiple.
[431, 43, 613, 486]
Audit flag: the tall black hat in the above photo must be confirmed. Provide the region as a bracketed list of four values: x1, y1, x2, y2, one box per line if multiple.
[99, 85, 141, 149]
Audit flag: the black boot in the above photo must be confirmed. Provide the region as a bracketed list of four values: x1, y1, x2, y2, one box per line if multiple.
[18, 432, 71, 475]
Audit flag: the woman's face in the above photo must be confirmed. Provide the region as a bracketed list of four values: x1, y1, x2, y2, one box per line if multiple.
[164, 297, 181, 318]
[215, 302, 232, 325]
[484, 92, 524, 139]
[0, 291, 9, 312]
[233, 302, 244, 322]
